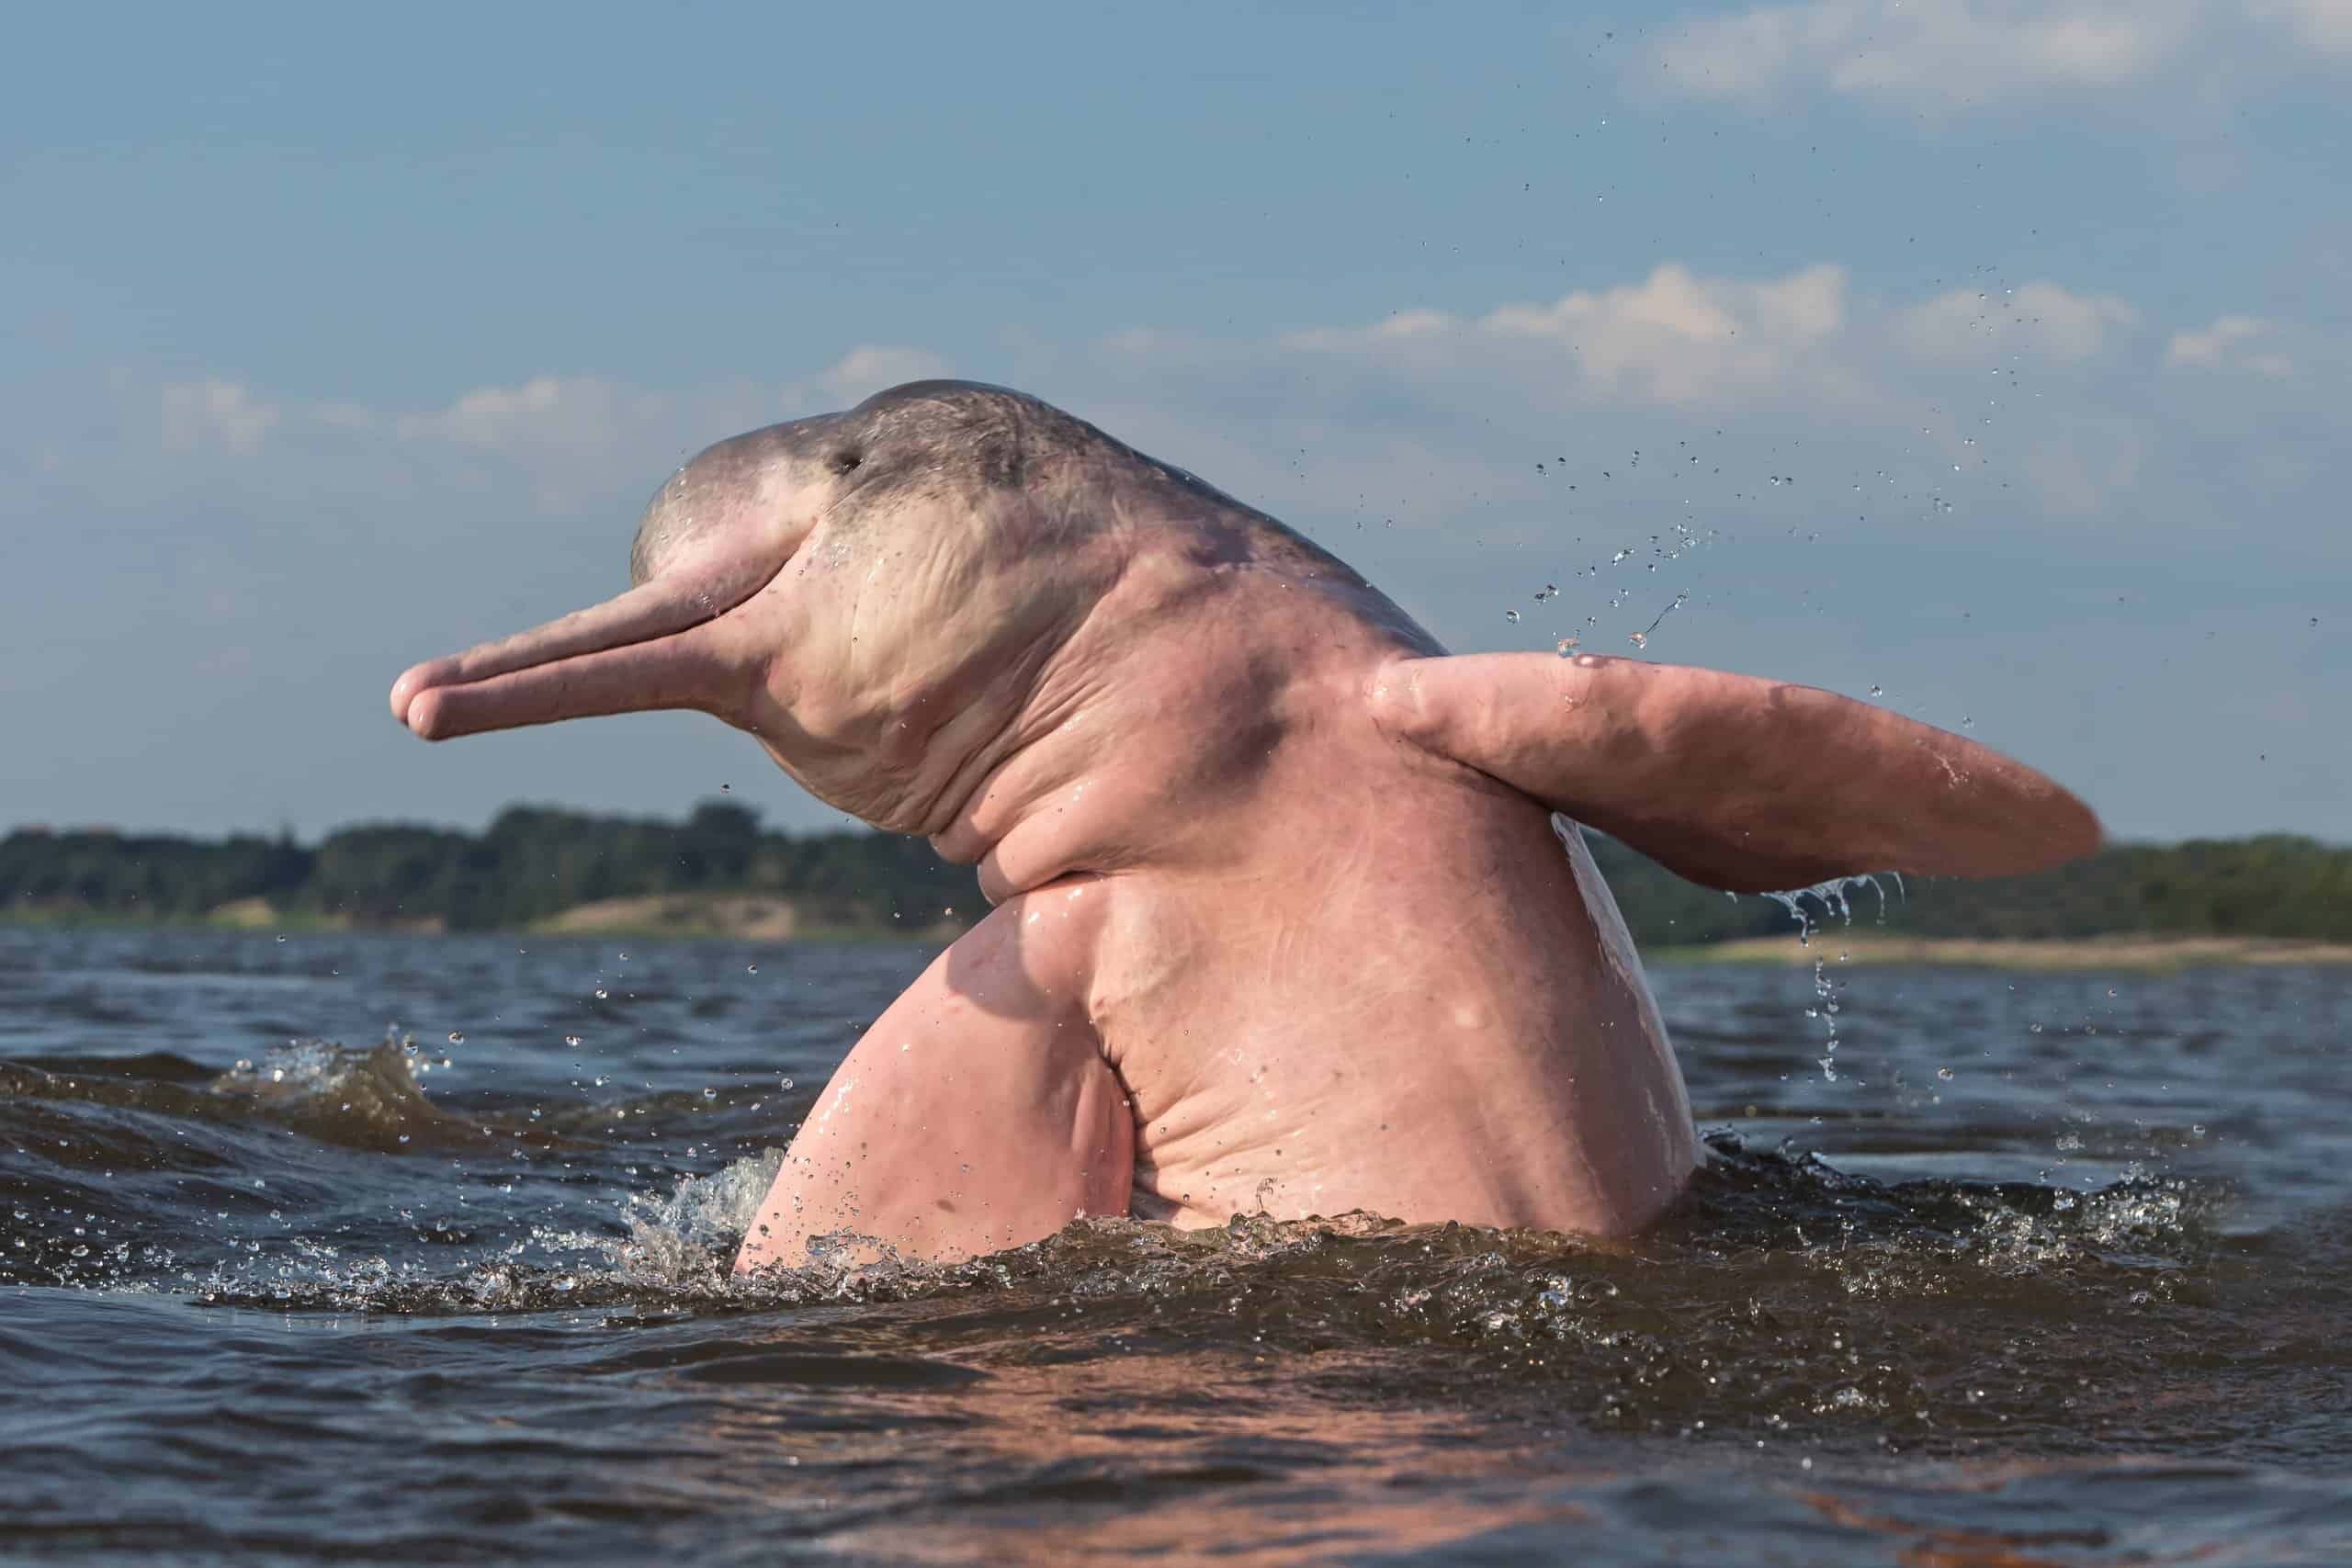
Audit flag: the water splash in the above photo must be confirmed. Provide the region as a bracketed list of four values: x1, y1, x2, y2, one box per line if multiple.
[1759, 876, 1898, 1082]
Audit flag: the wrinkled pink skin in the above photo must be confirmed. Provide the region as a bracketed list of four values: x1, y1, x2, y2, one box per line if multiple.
[391, 383, 2100, 1273]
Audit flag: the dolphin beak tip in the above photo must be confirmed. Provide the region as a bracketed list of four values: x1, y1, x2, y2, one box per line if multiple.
[390, 663, 445, 733]
[404, 688, 453, 741]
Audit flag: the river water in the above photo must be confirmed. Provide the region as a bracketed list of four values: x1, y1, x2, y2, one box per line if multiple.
[3, 924, 2347, 1563]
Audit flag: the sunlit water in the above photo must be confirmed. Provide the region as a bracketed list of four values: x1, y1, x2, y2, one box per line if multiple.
[4, 926, 2348, 1564]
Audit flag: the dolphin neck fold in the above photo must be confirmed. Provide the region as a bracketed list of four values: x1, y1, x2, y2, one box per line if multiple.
[926, 545, 1432, 906]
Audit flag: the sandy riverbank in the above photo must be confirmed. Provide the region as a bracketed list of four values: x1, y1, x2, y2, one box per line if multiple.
[1656, 933, 2352, 970]
[530, 893, 806, 940]
[6, 893, 930, 942]
[14, 899, 2347, 967]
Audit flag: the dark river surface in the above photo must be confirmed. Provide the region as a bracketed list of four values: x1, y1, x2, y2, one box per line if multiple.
[4, 923, 2348, 1564]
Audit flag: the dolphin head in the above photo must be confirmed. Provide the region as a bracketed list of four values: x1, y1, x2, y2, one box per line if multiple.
[389, 381, 1139, 832]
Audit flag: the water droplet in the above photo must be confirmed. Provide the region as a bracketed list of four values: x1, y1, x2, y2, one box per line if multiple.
[702, 1087, 718, 1100]
[746, 963, 759, 974]
[594, 988, 609, 1000]
[397, 1134, 411, 1145]
[564, 1033, 582, 1047]
[1868, 684, 1883, 697]
[447, 1031, 465, 1044]
[275, 934, 287, 943]
[1627, 631, 1648, 649]
[1555, 637, 1580, 654]
[1504, 609, 1521, 624]
[779, 1077, 795, 1090]
[1937, 1066, 1955, 1081]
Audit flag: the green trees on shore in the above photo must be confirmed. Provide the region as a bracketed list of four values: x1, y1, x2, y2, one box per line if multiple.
[1, 802, 969, 934]
[3, 801, 2345, 946]
[1575, 833, 2352, 947]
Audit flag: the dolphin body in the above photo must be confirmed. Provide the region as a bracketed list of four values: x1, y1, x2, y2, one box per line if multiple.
[391, 381, 2099, 1272]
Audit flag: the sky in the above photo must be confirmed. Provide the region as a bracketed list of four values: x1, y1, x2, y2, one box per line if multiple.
[3, 1, 2346, 845]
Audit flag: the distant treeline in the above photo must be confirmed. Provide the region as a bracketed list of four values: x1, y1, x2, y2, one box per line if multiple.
[3, 801, 2346, 946]
[1581, 832, 2352, 947]
[0, 803, 970, 933]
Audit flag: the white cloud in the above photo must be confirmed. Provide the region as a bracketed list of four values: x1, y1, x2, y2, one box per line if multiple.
[1068, 260, 2309, 530]
[390, 375, 673, 459]
[104, 275, 2331, 548]
[1645, 1, 2346, 112]
[158, 378, 280, 455]
[2277, 0, 2352, 53]
[1487, 262, 1854, 403]
[141, 344, 950, 468]
[2014, 414, 2151, 518]
[1255, 263, 2142, 419]
[1278, 262, 1868, 412]
[92, 344, 954, 520]
[2165, 314, 2297, 376]
[1897, 280, 2142, 364]
[814, 345, 952, 404]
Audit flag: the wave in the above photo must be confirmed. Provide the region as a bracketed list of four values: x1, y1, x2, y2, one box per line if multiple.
[2, 1034, 492, 1155]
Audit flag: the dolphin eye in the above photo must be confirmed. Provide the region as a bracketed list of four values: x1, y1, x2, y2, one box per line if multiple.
[831, 449, 864, 474]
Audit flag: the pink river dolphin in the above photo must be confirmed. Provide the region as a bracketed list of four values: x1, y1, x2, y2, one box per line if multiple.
[390, 381, 2100, 1273]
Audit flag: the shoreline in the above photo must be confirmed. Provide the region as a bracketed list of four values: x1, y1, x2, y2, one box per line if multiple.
[2, 893, 960, 944]
[1647, 933, 2352, 970]
[7, 901, 2350, 967]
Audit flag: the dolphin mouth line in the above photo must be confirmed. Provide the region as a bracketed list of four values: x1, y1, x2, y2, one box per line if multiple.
[390, 547, 796, 741]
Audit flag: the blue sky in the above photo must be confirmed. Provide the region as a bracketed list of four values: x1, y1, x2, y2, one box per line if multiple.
[4, 2, 2346, 843]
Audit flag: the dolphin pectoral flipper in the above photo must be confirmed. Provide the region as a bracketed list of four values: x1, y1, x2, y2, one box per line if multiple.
[1369, 652, 2103, 895]
[734, 879, 1129, 1274]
